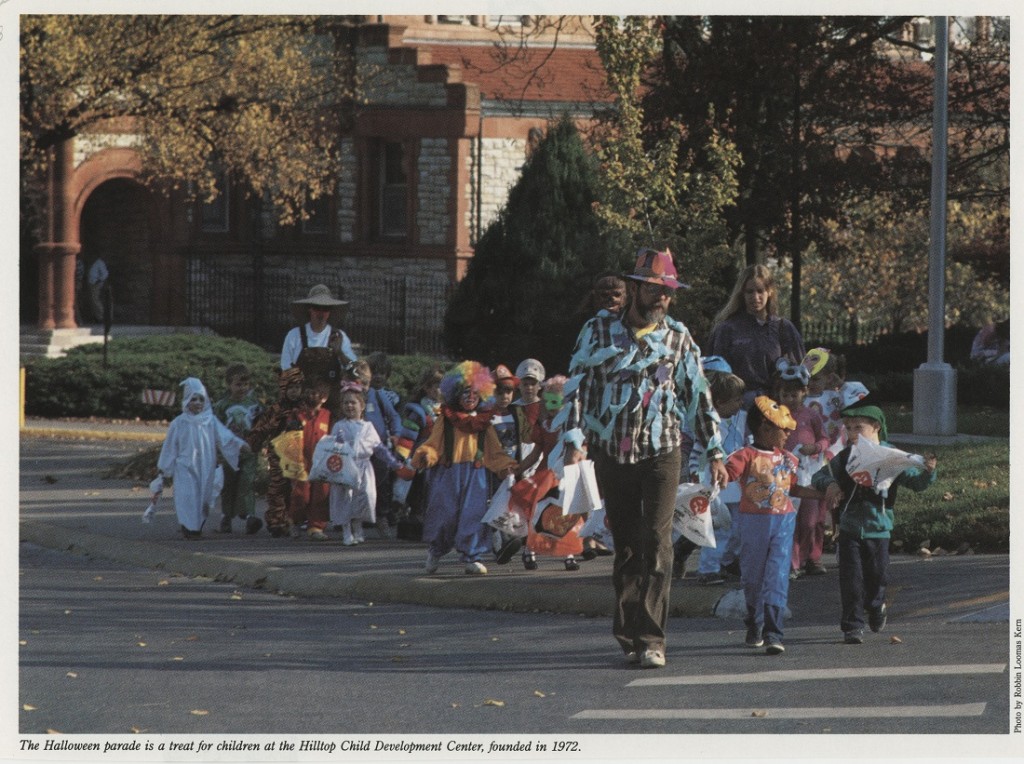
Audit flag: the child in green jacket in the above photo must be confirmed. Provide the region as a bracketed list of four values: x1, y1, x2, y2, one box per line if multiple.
[811, 404, 937, 645]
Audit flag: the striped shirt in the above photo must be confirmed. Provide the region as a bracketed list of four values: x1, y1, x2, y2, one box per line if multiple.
[560, 311, 723, 465]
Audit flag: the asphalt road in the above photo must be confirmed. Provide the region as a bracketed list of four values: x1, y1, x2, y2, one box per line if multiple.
[14, 434, 1021, 760]
[18, 542, 1012, 738]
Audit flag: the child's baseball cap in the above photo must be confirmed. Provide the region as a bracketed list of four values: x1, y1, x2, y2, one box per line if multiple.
[493, 365, 520, 388]
[840, 403, 888, 441]
[515, 358, 545, 382]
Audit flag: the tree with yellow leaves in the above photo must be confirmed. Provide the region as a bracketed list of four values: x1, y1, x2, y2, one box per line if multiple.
[21, 15, 363, 222]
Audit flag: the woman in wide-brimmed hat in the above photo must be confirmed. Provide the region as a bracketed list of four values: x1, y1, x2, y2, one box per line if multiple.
[280, 284, 356, 370]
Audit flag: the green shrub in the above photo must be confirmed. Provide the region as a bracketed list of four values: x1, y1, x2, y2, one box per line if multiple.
[388, 354, 449, 402]
[24, 334, 280, 420]
[848, 362, 1008, 408]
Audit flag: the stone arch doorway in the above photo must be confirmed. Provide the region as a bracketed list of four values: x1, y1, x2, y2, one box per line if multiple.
[80, 178, 159, 326]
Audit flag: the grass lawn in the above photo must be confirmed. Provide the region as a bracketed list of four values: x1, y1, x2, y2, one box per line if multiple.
[831, 404, 1011, 553]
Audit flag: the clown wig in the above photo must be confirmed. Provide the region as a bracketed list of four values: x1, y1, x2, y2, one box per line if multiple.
[439, 360, 496, 408]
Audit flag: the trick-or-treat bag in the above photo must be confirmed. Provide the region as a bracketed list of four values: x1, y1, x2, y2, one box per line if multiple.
[142, 475, 163, 523]
[578, 506, 615, 552]
[271, 430, 308, 481]
[308, 435, 359, 486]
[554, 460, 603, 516]
[673, 482, 717, 548]
[483, 476, 528, 538]
[845, 438, 925, 496]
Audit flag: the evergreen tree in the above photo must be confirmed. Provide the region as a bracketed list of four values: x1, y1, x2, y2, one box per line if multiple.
[444, 118, 627, 374]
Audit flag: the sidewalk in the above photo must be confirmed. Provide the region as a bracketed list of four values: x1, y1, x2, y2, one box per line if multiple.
[19, 426, 726, 618]
[19, 420, 1009, 625]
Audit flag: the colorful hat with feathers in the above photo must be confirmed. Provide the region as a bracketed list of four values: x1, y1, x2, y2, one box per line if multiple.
[440, 361, 496, 407]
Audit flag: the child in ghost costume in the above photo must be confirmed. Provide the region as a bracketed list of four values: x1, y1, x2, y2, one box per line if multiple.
[157, 377, 249, 539]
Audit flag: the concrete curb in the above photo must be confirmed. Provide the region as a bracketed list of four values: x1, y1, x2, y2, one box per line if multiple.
[20, 427, 166, 443]
[20, 520, 724, 618]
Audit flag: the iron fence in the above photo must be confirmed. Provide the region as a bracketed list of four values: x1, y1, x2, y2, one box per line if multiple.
[186, 259, 451, 357]
[800, 316, 888, 348]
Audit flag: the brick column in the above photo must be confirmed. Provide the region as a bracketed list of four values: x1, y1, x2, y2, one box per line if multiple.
[35, 140, 81, 329]
[35, 242, 81, 329]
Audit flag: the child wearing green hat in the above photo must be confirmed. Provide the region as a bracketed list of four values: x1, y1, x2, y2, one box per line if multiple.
[811, 404, 937, 645]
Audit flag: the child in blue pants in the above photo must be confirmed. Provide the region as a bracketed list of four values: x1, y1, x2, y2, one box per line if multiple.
[724, 396, 824, 654]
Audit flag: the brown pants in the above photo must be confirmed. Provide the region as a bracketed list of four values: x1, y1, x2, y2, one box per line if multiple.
[593, 448, 681, 656]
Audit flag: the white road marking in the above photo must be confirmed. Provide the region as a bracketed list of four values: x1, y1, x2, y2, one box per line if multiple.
[573, 703, 987, 720]
[627, 663, 1007, 687]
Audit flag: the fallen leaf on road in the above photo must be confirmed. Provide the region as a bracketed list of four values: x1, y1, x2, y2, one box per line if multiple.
[751, 710, 768, 718]
[390, 656, 406, 663]
[491, 637, 500, 642]
[172, 657, 184, 661]
[64, 610, 72, 615]
[93, 577, 103, 581]
[398, 629, 406, 635]
[190, 709, 209, 716]
[65, 672, 78, 679]
[483, 699, 505, 707]
[19, 640, 27, 646]
[942, 492, 954, 501]
[370, 624, 378, 629]
[890, 636, 903, 644]
[85, 491, 99, 496]
[23, 705, 37, 712]
[450, 703, 460, 708]
[230, 593, 243, 600]
[46, 729, 61, 734]
[137, 642, 147, 647]
[131, 726, 144, 734]
[533, 691, 546, 698]
[158, 580, 170, 586]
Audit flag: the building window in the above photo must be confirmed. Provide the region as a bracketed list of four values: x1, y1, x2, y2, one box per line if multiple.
[200, 171, 230, 232]
[489, 15, 525, 28]
[301, 193, 332, 235]
[377, 141, 408, 239]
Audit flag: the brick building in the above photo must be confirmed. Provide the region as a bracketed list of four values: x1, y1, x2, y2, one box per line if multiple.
[25, 15, 610, 354]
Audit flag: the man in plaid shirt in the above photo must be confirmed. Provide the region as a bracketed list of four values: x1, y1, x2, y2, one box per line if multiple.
[561, 249, 727, 669]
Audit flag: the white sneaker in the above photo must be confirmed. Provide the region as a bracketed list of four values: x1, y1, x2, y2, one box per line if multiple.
[424, 552, 440, 574]
[342, 533, 356, 546]
[464, 561, 487, 575]
[142, 504, 156, 523]
[640, 649, 666, 668]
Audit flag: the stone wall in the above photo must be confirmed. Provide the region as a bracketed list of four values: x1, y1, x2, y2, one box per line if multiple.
[358, 49, 449, 107]
[473, 137, 526, 238]
[417, 138, 451, 245]
[337, 138, 358, 243]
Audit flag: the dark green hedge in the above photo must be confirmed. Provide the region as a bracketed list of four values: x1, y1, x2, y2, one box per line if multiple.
[24, 335, 280, 420]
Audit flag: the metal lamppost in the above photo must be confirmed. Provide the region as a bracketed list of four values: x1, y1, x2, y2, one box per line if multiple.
[912, 15, 957, 436]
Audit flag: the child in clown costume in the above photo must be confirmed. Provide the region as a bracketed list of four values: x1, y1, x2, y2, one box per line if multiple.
[157, 377, 249, 540]
[411, 361, 518, 575]
[724, 396, 824, 655]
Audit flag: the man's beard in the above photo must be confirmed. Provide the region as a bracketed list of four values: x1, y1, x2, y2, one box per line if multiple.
[638, 303, 668, 325]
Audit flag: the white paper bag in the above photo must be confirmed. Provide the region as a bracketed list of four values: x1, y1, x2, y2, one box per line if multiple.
[482, 475, 515, 526]
[673, 482, 717, 548]
[556, 460, 603, 516]
[845, 438, 925, 495]
[308, 435, 360, 486]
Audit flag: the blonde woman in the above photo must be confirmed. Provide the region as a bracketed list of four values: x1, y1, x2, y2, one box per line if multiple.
[709, 264, 804, 402]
